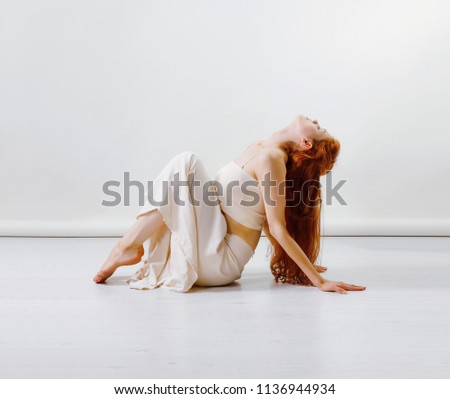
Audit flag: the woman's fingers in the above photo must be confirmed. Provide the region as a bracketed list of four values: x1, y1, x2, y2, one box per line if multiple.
[338, 282, 366, 291]
[335, 285, 347, 294]
[318, 280, 366, 294]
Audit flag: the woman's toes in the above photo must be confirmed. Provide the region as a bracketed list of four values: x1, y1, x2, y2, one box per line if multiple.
[93, 244, 144, 284]
[93, 272, 108, 284]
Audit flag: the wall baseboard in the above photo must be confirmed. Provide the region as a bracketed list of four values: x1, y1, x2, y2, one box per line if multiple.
[322, 219, 450, 236]
[0, 219, 449, 237]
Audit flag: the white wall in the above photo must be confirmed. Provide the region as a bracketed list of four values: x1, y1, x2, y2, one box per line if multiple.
[1, 0, 449, 236]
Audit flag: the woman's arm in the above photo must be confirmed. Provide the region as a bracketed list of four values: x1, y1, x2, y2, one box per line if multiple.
[255, 151, 324, 286]
[271, 225, 326, 287]
[255, 151, 366, 294]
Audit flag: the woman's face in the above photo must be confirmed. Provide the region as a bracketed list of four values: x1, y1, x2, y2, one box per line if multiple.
[297, 114, 330, 142]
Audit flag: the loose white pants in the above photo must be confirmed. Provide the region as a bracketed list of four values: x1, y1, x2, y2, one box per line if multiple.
[127, 151, 255, 293]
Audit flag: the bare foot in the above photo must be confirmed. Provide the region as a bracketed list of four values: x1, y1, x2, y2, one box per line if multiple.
[93, 242, 144, 284]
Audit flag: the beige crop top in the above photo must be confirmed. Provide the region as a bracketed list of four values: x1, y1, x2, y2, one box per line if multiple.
[213, 154, 266, 231]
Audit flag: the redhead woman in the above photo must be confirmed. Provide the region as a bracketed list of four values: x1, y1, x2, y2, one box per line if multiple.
[93, 114, 366, 295]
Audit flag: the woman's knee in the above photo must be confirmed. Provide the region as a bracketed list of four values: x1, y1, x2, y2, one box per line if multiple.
[175, 151, 200, 172]
[180, 150, 197, 162]
[170, 150, 195, 165]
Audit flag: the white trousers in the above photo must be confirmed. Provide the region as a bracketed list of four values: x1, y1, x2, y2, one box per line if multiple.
[127, 151, 255, 293]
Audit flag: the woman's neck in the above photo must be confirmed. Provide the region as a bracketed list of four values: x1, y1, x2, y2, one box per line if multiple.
[262, 127, 296, 151]
[257, 129, 292, 164]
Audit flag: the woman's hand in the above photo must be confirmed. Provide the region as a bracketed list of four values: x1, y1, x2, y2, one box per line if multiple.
[317, 279, 366, 294]
[313, 264, 328, 273]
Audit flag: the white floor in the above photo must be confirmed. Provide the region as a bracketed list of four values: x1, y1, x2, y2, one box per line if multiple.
[0, 236, 448, 379]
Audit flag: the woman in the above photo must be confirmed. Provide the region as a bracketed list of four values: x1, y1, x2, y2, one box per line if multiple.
[93, 114, 366, 294]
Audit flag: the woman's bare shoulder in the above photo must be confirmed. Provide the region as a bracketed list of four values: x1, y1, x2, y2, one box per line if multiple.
[253, 146, 287, 180]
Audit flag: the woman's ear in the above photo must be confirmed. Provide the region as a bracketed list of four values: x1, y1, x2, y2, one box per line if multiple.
[298, 136, 313, 150]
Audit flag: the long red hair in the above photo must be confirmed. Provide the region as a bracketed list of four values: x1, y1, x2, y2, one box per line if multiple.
[263, 136, 341, 286]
